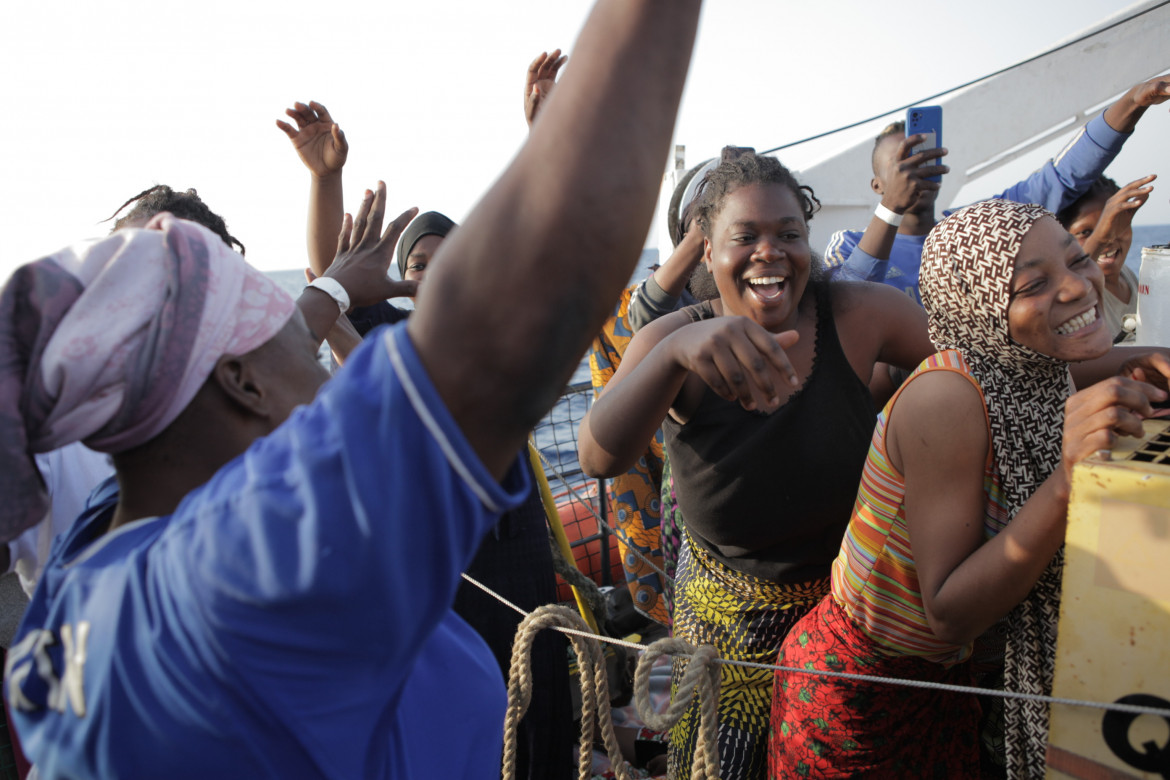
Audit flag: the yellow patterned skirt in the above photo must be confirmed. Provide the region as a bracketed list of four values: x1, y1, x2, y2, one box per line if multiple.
[668, 529, 829, 780]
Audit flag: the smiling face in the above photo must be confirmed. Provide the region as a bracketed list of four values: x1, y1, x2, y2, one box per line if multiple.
[1007, 217, 1113, 362]
[1065, 192, 1129, 283]
[403, 234, 445, 284]
[703, 183, 811, 332]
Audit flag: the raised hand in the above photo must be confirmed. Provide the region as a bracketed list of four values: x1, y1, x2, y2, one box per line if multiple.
[667, 316, 801, 413]
[1083, 174, 1155, 262]
[1131, 75, 1170, 109]
[1061, 375, 1166, 469]
[880, 134, 949, 214]
[524, 49, 567, 128]
[276, 101, 349, 178]
[1118, 351, 1170, 394]
[1105, 75, 1170, 132]
[326, 182, 419, 308]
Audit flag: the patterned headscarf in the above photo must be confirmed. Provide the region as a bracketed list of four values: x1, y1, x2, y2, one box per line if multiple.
[0, 214, 295, 542]
[920, 198, 1071, 780]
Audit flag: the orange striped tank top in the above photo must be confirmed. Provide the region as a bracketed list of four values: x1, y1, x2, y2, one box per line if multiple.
[830, 350, 1010, 666]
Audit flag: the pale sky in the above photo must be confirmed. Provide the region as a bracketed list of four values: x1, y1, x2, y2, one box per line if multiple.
[2, 0, 1166, 280]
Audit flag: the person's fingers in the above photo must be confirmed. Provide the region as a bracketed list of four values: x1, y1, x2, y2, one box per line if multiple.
[526, 52, 548, 84]
[1125, 173, 1157, 188]
[914, 170, 947, 187]
[551, 53, 567, 75]
[539, 49, 563, 79]
[284, 107, 306, 128]
[1135, 353, 1170, 385]
[706, 344, 759, 409]
[290, 102, 314, 127]
[275, 119, 297, 139]
[358, 183, 387, 248]
[336, 213, 354, 256]
[350, 189, 374, 248]
[331, 124, 348, 154]
[310, 101, 333, 124]
[727, 330, 783, 408]
[379, 205, 421, 252]
[384, 279, 420, 299]
[731, 326, 796, 403]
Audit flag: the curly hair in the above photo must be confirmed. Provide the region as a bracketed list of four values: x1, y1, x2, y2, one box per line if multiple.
[692, 148, 820, 238]
[106, 185, 245, 255]
[1056, 175, 1120, 228]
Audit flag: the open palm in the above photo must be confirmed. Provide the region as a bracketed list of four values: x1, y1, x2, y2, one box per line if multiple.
[276, 100, 348, 177]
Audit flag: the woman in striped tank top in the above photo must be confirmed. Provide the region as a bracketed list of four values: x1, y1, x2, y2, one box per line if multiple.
[768, 200, 1170, 779]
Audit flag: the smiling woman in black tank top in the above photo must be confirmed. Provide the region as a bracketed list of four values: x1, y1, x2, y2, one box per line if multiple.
[577, 150, 933, 780]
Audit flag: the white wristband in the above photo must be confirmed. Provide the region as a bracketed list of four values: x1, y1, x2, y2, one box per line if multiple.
[874, 203, 904, 227]
[306, 276, 350, 314]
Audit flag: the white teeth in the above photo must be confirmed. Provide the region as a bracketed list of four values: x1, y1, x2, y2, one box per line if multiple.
[748, 276, 786, 285]
[1056, 308, 1098, 336]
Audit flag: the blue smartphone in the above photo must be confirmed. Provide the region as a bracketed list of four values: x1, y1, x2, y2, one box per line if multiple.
[906, 106, 943, 183]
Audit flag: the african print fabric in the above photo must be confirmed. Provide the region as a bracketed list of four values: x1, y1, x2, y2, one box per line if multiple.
[589, 285, 669, 625]
[920, 200, 1074, 779]
[659, 454, 684, 623]
[670, 529, 829, 780]
[769, 598, 981, 779]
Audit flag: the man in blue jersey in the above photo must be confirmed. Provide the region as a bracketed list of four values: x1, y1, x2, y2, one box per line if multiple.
[0, 0, 704, 777]
[825, 75, 1170, 304]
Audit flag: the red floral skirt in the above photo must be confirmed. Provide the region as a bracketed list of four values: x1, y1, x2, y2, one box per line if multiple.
[769, 598, 981, 779]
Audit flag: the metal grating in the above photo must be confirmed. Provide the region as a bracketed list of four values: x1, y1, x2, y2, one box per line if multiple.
[1123, 425, 1170, 465]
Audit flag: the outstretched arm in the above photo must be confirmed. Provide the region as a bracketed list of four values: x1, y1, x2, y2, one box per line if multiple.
[627, 224, 705, 331]
[409, 0, 703, 479]
[277, 101, 350, 277]
[992, 75, 1170, 215]
[1103, 74, 1170, 133]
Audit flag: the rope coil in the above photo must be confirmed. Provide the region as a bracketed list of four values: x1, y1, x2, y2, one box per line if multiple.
[633, 638, 721, 780]
[503, 605, 631, 780]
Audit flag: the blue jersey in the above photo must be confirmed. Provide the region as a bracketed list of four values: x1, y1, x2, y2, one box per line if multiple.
[825, 111, 1130, 303]
[6, 324, 529, 779]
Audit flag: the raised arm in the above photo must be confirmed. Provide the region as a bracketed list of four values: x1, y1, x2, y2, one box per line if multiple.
[627, 224, 705, 331]
[277, 100, 349, 277]
[854, 135, 948, 268]
[409, 0, 703, 479]
[991, 76, 1170, 215]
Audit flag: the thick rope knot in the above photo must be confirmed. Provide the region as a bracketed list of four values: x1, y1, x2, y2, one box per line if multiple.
[634, 637, 721, 780]
[502, 604, 631, 780]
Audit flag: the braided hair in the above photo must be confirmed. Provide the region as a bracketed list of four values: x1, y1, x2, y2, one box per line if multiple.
[107, 185, 245, 255]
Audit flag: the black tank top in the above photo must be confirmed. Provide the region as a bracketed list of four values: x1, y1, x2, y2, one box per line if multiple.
[663, 282, 876, 583]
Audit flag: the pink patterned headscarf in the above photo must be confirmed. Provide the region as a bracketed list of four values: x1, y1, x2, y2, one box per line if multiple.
[0, 213, 295, 541]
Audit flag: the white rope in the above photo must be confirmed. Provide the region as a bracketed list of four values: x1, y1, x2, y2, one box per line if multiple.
[461, 573, 1170, 721]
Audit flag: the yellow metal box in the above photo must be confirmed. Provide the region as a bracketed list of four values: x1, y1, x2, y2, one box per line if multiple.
[1047, 419, 1170, 779]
